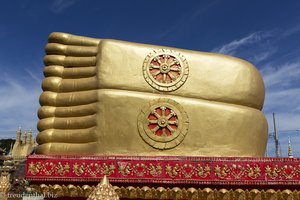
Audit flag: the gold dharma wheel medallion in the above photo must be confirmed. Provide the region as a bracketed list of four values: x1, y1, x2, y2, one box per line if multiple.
[143, 49, 189, 92]
[138, 98, 189, 150]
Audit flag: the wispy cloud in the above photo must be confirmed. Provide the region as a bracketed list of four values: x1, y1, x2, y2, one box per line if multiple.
[212, 29, 300, 156]
[281, 24, 300, 38]
[212, 32, 272, 55]
[25, 68, 43, 84]
[261, 61, 300, 133]
[252, 49, 277, 63]
[263, 62, 300, 157]
[261, 62, 300, 89]
[49, 0, 76, 14]
[0, 73, 41, 138]
[264, 88, 300, 113]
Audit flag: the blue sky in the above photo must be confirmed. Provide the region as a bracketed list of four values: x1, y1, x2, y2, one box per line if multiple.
[0, 0, 300, 157]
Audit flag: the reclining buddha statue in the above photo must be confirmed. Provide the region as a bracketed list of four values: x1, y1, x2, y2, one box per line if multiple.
[35, 32, 268, 157]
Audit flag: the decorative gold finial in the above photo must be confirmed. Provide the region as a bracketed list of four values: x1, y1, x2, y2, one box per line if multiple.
[87, 176, 119, 200]
[100, 175, 109, 185]
[27, 129, 33, 144]
[0, 173, 11, 193]
[16, 127, 21, 144]
[23, 131, 27, 145]
[288, 136, 293, 158]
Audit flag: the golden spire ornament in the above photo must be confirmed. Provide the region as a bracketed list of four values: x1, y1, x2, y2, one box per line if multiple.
[87, 176, 119, 200]
[288, 136, 293, 158]
[0, 173, 11, 193]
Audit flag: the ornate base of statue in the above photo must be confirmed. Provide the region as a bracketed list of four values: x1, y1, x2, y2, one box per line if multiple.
[25, 155, 300, 199]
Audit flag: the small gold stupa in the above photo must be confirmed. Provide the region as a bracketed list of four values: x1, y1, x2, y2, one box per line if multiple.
[87, 176, 119, 200]
[0, 172, 11, 193]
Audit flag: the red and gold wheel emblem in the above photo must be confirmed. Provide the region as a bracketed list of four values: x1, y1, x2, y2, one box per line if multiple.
[143, 49, 189, 92]
[138, 98, 189, 149]
[148, 106, 178, 137]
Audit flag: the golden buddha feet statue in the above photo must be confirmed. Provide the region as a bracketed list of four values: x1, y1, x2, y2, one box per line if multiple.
[35, 32, 268, 157]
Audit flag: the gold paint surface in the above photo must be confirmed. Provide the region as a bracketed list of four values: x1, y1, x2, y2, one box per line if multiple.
[97, 39, 264, 109]
[36, 32, 268, 156]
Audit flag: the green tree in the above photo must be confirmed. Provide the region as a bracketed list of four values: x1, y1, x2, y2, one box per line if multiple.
[0, 139, 15, 154]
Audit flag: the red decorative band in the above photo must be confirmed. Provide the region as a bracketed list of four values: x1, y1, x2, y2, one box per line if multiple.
[26, 155, 300, 185]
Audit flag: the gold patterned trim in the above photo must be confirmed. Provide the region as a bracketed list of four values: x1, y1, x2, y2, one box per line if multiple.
[143, 49, 189, 92]
[29, 184, 300, 199]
